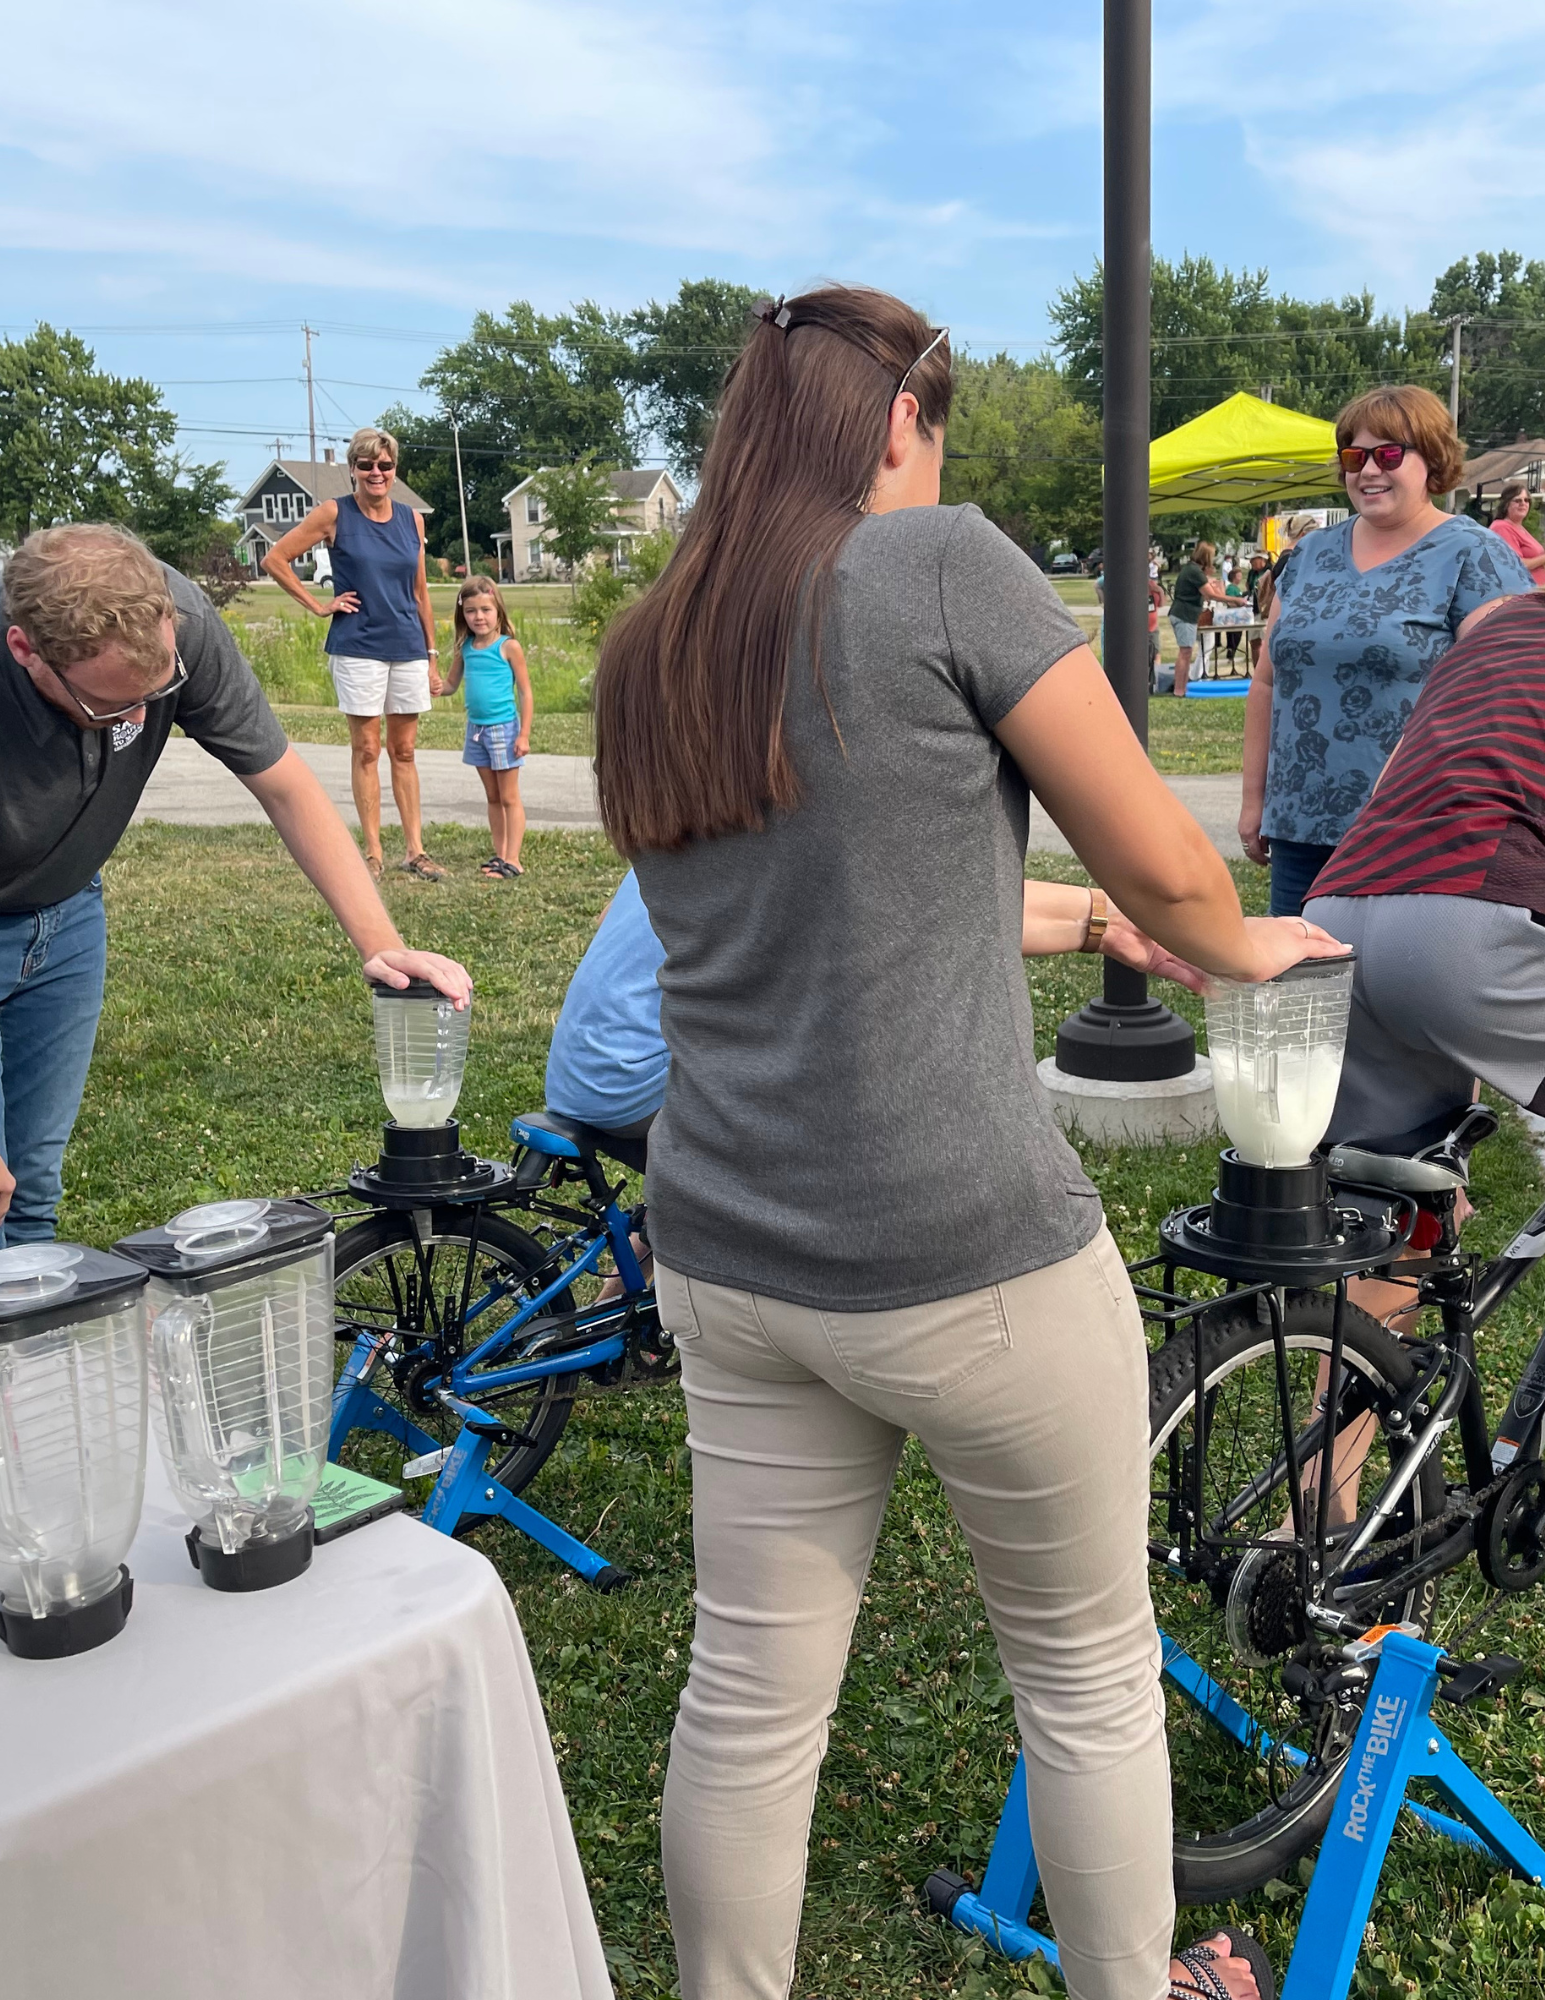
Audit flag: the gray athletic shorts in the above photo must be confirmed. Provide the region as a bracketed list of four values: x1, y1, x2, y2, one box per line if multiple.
[1305, 893, 1545, 1151]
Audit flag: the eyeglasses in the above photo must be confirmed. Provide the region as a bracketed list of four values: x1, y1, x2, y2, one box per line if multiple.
[57, 649, 188, 723]
[895, 326, 950, 402]
[354, 459, 396, 474]
[1340, 443, 1410, 476]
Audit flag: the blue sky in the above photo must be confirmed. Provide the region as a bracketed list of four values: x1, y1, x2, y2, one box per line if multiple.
[5, 0, 1541, 495]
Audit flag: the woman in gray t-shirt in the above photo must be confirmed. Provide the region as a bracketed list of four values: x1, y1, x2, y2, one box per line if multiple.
[593, 284, 1337, 2000]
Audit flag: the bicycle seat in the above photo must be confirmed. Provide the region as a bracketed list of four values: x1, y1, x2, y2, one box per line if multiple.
[1328, 1103, 1501, 1198]
[510, 1111, 649, 1180]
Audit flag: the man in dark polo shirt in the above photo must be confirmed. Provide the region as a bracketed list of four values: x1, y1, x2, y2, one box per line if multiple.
[0, 522, 471, 1244]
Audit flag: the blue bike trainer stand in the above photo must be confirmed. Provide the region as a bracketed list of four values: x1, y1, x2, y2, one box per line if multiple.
[930, 1631, 1545, 2000]
[330, 1356, 629, 1590]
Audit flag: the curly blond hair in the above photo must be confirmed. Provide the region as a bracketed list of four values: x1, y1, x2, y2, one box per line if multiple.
[5, 523, 175, 679]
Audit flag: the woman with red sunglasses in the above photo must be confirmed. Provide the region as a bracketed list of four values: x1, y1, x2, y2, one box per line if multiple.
[1240, 384, 1532, 915]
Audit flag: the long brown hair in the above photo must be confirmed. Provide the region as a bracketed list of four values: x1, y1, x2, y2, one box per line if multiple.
[593, 285, 953, 854]
[452, 576, 513, 669]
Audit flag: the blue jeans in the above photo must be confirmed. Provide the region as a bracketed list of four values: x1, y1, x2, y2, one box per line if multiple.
[0, 879, 108, 1245]
[1269, 839, 1336, 919]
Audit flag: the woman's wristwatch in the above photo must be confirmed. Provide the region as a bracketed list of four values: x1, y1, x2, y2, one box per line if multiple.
[1080, 887, 1109, 954]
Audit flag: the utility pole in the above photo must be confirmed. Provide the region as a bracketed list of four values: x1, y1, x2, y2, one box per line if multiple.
[1053, 0, 1196, 1086]
[450, 413, 474, 578]
[302, 323, 319, 509]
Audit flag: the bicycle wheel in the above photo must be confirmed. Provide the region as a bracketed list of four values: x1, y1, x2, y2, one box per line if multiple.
[1147, 1287, 1445, 1901]
[332, 1208, 578, 1507]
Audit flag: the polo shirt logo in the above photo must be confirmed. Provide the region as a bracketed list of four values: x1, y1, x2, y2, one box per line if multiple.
[111, 720, 144, 753]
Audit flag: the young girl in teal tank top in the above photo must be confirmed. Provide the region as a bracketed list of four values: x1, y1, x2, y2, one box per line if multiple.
[438, 579, 534, 878]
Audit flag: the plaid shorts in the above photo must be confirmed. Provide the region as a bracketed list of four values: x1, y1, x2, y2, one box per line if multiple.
[463, 720, 524, 770]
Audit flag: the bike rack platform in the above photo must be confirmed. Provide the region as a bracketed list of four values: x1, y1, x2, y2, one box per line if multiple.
[927, 1630, 1545, 2000]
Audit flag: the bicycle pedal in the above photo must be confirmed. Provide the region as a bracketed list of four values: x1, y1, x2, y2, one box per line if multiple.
[1437, 1653, 1523, 1706]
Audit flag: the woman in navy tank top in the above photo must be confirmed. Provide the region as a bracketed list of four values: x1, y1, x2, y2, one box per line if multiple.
[261, 426, 446, 880]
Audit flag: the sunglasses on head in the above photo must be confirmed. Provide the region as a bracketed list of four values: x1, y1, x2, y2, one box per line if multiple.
[1340, 442, 1409, 475]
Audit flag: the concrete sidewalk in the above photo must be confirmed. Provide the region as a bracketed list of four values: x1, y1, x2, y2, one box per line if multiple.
[135, 737, 1246, 856]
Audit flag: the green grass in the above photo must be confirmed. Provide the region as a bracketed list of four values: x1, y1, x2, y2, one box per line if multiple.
[65, 827, 1545, 1997]
[226, 602, 594, 715]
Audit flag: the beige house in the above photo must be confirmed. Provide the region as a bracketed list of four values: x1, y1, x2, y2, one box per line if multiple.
[497, 468, 683, 581]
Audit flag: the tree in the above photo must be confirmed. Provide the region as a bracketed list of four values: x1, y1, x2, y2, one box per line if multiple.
[1430, 251, 1545, 447]
[940, 353, 1103, 554]
[1050, 256, 1434, 435]
[384, 301, 637, 562]
[622, 278, 761, 476]
[0, 324, 175, 541]
[530, 460, 619, 597]
[129, 456, 237, 573]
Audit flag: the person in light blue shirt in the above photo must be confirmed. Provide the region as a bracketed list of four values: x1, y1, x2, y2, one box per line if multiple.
[545, 869, 667, 1141]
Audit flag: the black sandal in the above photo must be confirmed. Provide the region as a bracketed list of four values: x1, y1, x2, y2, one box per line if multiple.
[1171, 1929, 1276, 2000]
[479, 857, 506, 880]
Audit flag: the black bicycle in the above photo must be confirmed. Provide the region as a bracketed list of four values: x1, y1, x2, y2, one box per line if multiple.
[1139, 1102, 1545, 1901]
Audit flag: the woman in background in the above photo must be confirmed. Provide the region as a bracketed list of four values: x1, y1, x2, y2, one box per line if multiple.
[263, 427, 445, 881]
[1490, 479, 1545, 578]
[1240, 385, 1533, 916]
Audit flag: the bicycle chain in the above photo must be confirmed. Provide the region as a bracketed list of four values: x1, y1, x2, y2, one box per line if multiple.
[1321, 1474, 1508, 1589]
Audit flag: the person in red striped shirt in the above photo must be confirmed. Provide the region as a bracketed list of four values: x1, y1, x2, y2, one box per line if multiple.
[1305, 588, 1545, 1154]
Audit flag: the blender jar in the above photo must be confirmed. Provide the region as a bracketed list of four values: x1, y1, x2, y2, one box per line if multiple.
[116, 1200, 336, 1591]
[371, 978, 471, 1127]
[0, 1244, 150, 1658]
[1204, 955, 1356, 1169]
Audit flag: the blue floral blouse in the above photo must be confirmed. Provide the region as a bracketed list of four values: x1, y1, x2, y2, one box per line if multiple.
[1263, 516, 1533, 845]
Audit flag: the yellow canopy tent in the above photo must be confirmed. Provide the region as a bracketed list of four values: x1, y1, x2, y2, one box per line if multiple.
[1148, 391, 1340, 515]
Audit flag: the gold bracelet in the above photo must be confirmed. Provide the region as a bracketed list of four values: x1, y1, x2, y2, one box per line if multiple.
[1080, 887, 1109, 953]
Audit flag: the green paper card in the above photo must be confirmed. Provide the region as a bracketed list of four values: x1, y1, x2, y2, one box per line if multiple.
[312, 1462, 409, 1544]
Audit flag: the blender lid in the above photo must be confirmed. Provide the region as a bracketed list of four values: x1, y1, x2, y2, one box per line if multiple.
[0, 1244, 148, 1336]
[114, 1198, 334, 1290]
[1264, 949, 1358, 984]
[368, 976, 456, 1003]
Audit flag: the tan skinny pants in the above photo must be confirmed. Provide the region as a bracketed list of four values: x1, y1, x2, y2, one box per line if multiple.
[655, 1226, 1174, 2000]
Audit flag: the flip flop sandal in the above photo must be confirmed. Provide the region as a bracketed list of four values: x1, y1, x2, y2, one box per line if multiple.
[1171, 1929, 1276, 2000]
[479, 857, 507, 880]
[397, 853, 447, 882]
[498, 859, 525, 878]
[365, 855, 384, 882]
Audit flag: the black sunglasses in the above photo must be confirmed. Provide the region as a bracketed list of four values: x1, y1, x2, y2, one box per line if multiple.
[57, 648, 188, 723]
[1340, 443, 1410, 476]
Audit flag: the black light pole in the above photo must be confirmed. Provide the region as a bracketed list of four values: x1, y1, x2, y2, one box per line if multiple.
[1054, 0, 1195, 1082]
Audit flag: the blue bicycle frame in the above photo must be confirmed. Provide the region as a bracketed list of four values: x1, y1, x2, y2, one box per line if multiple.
[329, 1120, 655, 1585]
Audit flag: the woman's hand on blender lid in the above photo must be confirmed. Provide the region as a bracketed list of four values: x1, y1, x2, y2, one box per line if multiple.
[362, 949, 474, 1009]
[1237, 914, 1351, 984]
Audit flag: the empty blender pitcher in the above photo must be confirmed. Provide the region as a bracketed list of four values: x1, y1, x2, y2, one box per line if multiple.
[371, 978, 471, 1127]
[117, 1201, 336, 1592]
[0, 1245, 150, 1658]
[1205, 955, 1356, 1168]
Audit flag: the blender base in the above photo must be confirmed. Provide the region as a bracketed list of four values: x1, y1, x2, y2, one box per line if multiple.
[0, 1566, 134, 1658]
[186, 1518, 314, 1592]
[1160, 1150, 1408, 1286]
[349, 1118, 513, 1207]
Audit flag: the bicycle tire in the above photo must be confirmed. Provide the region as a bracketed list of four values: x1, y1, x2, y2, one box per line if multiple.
[332, 1207, 578, 1506]
[1148, 1287, 1445, 1902]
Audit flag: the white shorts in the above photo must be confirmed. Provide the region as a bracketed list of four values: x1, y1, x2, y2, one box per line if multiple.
[329, 655, 431, 717]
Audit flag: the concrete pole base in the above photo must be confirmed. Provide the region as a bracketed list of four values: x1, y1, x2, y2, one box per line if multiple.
[1036, 1055, 1219, 1147]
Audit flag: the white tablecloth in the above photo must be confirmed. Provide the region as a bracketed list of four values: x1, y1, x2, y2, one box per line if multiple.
[0, 1454, 614, 2000]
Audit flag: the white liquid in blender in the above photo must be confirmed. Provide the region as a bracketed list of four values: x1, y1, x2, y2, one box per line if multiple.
[1211, 1042, 1344, 1168]
[383, 1081, 457, 1128]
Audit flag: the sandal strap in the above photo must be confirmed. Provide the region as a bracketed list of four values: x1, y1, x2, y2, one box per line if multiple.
[1171, 1945, 1233, 2000]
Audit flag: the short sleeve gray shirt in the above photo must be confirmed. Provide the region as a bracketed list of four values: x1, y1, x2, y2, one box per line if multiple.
[630, 504, 1102, 1312]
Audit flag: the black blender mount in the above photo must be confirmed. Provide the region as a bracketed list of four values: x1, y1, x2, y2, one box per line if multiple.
[1160, 1146, 1409, 1286]
[349, 1117, 513, 1206]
